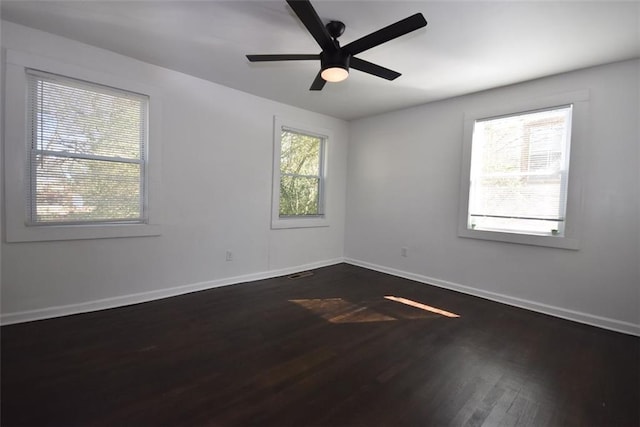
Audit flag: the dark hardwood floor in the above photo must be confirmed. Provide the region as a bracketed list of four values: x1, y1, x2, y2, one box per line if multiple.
[2, 263, 639, 426]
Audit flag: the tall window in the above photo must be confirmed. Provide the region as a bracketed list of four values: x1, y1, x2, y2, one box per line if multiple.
[467, 105, 572, 236]
[272, 117, 328, 229]
[27, 70, 148, 225]
[279, 128, 324, 217]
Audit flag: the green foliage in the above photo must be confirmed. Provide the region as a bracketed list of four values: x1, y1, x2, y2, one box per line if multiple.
[279, 130, 323, 216]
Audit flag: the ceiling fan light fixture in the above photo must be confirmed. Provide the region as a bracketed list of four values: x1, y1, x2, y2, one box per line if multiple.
[321, 66, 349, 82]
[320, 50, 351, 83]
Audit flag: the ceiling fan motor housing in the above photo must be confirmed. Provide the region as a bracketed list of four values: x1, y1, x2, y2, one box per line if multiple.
[320, 49, 351, 73]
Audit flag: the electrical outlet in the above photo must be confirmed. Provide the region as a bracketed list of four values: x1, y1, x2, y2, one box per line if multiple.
[401, 247, 408, 257]
[225, 250, 233, 261]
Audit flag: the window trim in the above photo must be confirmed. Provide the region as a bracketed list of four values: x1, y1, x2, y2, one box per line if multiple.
[4, 49, 162, 242]
[458, 90, 589, 250]
[271, 116, 330, 229]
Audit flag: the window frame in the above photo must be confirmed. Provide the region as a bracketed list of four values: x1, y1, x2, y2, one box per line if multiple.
[4, 49, 162, 242]
[458, 90, 589, 250]
[271, 116, 330, 229]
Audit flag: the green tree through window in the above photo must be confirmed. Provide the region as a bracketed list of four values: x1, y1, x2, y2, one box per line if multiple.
[279, 129, 324, 217]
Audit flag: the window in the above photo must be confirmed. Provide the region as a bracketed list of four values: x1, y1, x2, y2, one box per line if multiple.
[272, 117, 329, 229]
[27, 70, 148, 225]
[4, 49, 161, 242]
[459, 90, 588, 249]
[468, 105, 572, 236]
[279, 128, 324, 217]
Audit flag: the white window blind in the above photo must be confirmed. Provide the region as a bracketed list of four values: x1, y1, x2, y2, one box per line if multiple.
[27, 69, 148, 225]
[468, 105, 573, 236]
[278, 127, 325, 217]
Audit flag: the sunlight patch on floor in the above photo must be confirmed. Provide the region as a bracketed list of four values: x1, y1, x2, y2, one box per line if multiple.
[384, 296, 460, 318]
[290, 296, 461, 323]
[289, 298, 396, 323]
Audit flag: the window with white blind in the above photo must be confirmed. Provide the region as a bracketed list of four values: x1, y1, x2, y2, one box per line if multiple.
[468, 105, 572, 236]
[4, 49, 161, 242]
[458, 90, 588, 249]
[271, 117, 329, 229]
[27, 70, 148, 225]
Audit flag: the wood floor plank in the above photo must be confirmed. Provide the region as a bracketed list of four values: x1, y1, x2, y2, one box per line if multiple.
[2, 264, 638, 426]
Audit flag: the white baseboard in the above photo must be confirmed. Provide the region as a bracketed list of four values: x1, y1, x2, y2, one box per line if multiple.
[344, 258, 640, 337]
[0, 258, 344, 326]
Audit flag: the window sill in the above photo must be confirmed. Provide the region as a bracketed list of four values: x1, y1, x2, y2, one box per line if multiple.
[6, 223, 162, 243]
[271, 216, 329, 230]
[458, 227, 579, 250]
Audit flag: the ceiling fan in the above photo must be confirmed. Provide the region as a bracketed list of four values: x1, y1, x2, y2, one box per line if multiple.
[246, 0, 427, 90]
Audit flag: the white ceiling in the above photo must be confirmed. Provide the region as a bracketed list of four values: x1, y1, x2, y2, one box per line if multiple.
[2, 1, 639, 120]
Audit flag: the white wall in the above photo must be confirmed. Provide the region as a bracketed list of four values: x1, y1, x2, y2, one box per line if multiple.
[345, 60, 640, 335]
[1, 22, 348, 321]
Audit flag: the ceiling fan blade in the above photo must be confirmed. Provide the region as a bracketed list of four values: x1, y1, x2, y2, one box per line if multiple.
[343, 13, 427, 56]
[310, 71, 326, 90]
[350, 57, 401, 80]
[286, 0, 337, 51]
[246, 54, 319, 62]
